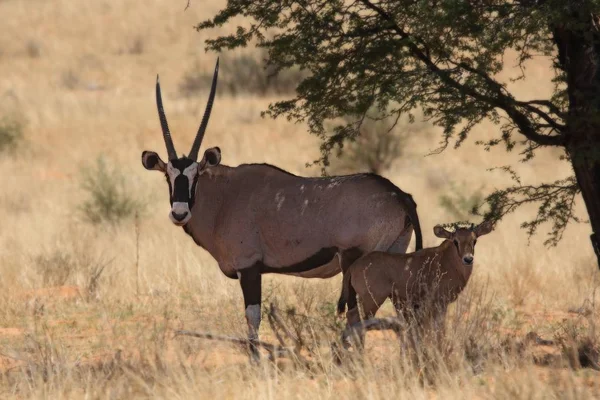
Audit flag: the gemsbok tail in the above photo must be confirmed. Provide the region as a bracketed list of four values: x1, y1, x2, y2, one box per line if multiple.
[406, 194, 423, 251]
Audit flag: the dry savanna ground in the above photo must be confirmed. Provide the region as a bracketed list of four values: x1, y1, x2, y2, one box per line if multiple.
[0, 0, 599, 398]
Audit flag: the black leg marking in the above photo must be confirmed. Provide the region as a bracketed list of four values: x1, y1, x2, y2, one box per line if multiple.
[239, 263, 262, 361]
[240, 264, 261, 307]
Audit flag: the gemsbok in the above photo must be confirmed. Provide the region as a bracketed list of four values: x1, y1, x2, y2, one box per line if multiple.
[141, 59, 423, 360]
[341, 221, 493, 352]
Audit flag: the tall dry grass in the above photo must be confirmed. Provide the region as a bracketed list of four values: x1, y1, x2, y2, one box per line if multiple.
[0, 0, 599, 398]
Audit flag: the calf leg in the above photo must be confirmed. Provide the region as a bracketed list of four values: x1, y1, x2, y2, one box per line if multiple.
[346, 295, 384, 352]
[430, 304, 448, 348]
[239, 264, 262, 362]
[392, 298, 422, 365]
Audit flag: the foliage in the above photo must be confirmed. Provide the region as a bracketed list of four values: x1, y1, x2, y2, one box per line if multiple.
[473, 166, 580, 246]
[0, 117, 23, 154]
[180, 49, 306, 97]
[438, 181, 484, 221]
[196, 0, 600, 247]
[79, 156, 143, 225]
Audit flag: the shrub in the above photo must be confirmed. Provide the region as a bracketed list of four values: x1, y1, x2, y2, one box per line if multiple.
[180, 50, 305, 97]
[34, 251, 75, 287]
[0, 117, 24, 154]
[79, 156, 143, 225]
[555, 315, 600, 370]
[326, 115, 415, 175]
[33, 236, 113, 296]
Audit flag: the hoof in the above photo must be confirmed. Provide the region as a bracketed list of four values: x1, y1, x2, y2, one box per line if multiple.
[247, 342, 261, 364]
[249, 353, 261, 364]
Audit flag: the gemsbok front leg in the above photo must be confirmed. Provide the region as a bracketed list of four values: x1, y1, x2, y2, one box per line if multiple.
[239, 264, 262, 361]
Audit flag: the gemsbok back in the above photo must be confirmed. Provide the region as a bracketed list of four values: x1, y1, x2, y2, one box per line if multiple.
[141, 59, 423, 360]
[341, 221, 493, 352]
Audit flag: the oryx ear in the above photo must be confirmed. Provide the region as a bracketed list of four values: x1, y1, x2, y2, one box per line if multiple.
[141, 151, 166, 172]
[201, 147, 221, 168]
[433, 225, 453, 239]
[474, 220, 494, 237]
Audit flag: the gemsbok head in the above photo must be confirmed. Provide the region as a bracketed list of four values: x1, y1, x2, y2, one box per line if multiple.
[141, 59, 220, 226]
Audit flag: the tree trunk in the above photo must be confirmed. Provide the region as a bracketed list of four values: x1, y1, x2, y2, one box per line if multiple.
[570, 153, 600, 268]
[553, 7, 600, 268]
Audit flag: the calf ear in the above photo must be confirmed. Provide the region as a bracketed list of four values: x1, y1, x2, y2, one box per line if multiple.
[201, 147, 221, 168]
[141, 151, 166, 172]
[433, 225, 452, 239]
[474, 220, 494, 237]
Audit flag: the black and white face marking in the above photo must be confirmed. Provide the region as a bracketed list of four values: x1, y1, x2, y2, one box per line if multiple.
[141, 147, 222, 227]
[166, 158, 199, 226]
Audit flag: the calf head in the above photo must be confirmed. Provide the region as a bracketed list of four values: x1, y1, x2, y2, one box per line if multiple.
[433, 221, 493, 266]
[141, 59, 220, 226]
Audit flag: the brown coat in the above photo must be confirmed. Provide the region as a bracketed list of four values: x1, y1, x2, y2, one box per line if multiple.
[342, 221, 493, 347]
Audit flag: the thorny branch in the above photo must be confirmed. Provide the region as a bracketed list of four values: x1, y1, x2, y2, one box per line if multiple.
[267, 303, 302, 353]
[174, 330, 294, 361]
[175, 304, 310, 365]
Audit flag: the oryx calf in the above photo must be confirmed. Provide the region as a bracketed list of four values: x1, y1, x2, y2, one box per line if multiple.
[141, 59, 423, 360]
[342, 221, 493, 350]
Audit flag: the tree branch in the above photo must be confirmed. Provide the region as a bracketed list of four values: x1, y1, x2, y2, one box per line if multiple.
[341, 317, 404, 346]
[357, 0, 567, 147]
[174, 330, 295, 361]
[516, 99, 566, 119]
[474, 170, 581, 246]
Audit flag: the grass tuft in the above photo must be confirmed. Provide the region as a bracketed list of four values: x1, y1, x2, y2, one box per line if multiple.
[79, 156, 144, 225]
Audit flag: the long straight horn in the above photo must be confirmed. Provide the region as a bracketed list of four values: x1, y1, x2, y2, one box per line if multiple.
[188, 58, 219, 161]
[156, 75, 178, 161]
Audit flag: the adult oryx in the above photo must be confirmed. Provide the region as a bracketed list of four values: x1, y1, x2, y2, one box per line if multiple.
[141, 59, 423, 359]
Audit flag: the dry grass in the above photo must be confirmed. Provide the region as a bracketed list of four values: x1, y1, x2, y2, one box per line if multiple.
[0, 0, 599, 398]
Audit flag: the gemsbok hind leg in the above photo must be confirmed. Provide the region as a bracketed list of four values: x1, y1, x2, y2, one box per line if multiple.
[386, 227, 413, 254]
[239, 264, 262, 362]
[336, 248, 363, 315]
